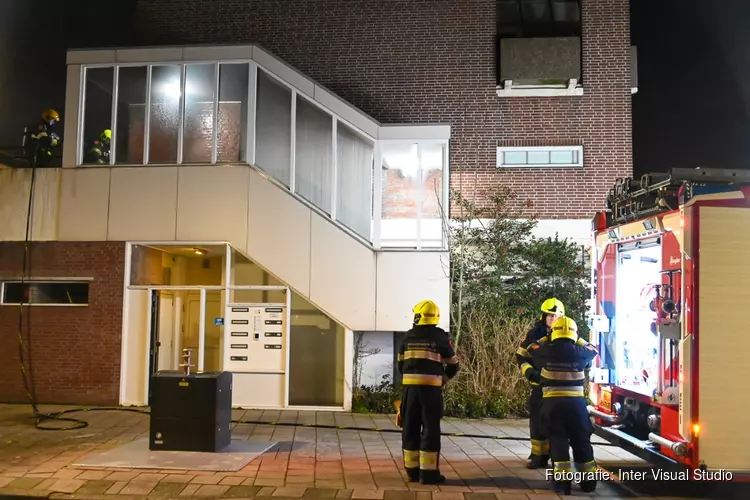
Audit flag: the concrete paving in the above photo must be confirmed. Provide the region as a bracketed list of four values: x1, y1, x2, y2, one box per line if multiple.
[0, 404, 720, 499]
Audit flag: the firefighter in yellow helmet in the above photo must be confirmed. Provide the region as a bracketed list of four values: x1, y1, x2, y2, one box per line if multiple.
[396, 300, 459, 484]
[23, 109, 61, 167]
[83, 129, 112, 164]
[515, 297, 564, 469]
[528, 316, 599, 495]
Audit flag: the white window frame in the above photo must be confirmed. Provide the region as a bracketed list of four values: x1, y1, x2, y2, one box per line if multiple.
[496, 145, 583, 168]
[0, 279, 92, 307]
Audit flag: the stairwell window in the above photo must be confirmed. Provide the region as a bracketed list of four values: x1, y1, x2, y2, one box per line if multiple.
[496, 145, 583, 168]
[0, 281, 90, 306]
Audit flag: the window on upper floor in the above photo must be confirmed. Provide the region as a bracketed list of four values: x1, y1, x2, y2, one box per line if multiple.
[79, 63, 251, 166]
[497, 0, 581, 38]
[496, 0, 583, 96]
[496, 145, 583, 168]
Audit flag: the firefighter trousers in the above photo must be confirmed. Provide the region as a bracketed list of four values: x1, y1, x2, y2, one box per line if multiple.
[541, 397, 597, 479]
[401, 385, 443, 482]
[527, 386, 549, 461]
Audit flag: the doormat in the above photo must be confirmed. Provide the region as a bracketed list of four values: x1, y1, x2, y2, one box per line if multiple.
[72, 438, 277, 471]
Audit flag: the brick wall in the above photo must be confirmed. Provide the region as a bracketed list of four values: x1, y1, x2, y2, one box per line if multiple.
[134, 0, 632, 218]
[0, 242, 125, 405]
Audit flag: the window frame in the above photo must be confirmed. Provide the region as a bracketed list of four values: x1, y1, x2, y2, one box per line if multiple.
[496, 145, 584, 168]
[0, 280, 92, 307]
[497, 0, 582, 39]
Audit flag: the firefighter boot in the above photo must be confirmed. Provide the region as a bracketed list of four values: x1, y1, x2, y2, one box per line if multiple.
[552, 479, 572, 495]
[527, 454, 550, 469]
[420, 470, 446, 485]
[580, 479, 597, 493]
[405, 469, 420, 483]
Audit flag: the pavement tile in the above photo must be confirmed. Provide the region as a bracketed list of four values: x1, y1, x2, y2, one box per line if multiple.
[194, 484, 231, 497]
[106, 471, 140, 482]
[120, 480, 158, 495]
[224, 485, 262, 497]
[106, 480, 129, 494]
[273, 486, 308, 497]
[134, 472, 167, 482]
[77, 470, 111, 480]
[75, 479, 117, 494]
[352, 489, 386, 499]
[220, 475, 247, 486]
[150, 481, 188, 497]
[163, 473, 197, 483]
[48, 478, 86, 493]
[7, 477, 44, 489]
[190, 474, 223, 485]
[304, 487, 340, 498]
[180, 484, 201, 496]
[33, 478, 59, 490]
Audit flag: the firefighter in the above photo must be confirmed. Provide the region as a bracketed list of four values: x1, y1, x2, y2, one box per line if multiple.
[83, 129, 112, 164]
[515, 297, 565, 469]
[23, 109, 61, 167]
[397, 300, 459, 485]
[528, 316, 599, 495]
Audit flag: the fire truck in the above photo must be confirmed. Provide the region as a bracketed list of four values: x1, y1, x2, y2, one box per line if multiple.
[587, 167, 750, 478]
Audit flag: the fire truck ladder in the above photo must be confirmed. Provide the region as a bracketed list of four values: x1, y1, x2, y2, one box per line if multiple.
[606, 167, 750, 227]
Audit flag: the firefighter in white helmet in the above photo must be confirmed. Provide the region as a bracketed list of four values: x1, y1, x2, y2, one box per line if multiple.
[396, 300, 459, 485]
[515, 297, 564, 469]
[528, 316, 599, 495]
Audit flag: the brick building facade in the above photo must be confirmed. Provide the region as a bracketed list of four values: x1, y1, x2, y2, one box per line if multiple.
[136, 0, 633, 218]
[0, 242, 125, 405]
[0, 0, 633, 406]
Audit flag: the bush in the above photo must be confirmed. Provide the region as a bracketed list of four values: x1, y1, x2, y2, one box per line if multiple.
[351, 375, 400, 414]
[351, 184, 590, 419]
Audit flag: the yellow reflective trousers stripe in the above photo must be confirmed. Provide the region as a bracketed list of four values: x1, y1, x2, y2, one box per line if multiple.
[541, 368, 585, 381]
[402, 374, 443, 386]
[530, 439, 549, 455]
[403, 449, 419, 469]
[542, 385, 584, 398]
[419, 451, 438, 470]
[399, 350, 442, 362]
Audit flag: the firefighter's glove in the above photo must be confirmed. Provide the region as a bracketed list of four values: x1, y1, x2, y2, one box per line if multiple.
[396, 410, 402, 428]
[527, 369, 542, 385]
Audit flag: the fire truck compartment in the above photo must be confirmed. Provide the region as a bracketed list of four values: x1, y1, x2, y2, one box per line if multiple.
[614, 242, 661, 399]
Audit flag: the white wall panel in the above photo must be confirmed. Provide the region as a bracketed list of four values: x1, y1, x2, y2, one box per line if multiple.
[107, 167, 178, 241]
[176, 166, 249, 251]
[376, 251, 450, 332]
[246, 168, 312, 296]
[309, 212, 377, 331]
[58, 168, 111, 241]
[0, 168, 60, 241]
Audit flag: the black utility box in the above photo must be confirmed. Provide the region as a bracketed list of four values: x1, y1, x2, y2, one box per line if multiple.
[149, 371, 233, 452]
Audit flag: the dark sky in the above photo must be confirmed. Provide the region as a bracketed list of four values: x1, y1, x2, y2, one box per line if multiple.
[1, 0, 748, 176]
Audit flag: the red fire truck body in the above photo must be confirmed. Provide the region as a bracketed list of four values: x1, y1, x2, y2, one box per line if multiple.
[588, 168, 750, 477]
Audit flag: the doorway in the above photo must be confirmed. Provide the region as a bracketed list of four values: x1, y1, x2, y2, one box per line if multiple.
[147, 290, 177, 403]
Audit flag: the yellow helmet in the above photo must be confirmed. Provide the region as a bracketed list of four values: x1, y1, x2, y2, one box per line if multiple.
[100, 129, 112, 142]
[540, 297, 565, 319]
[413, 299, 440, 326]
[42, 109, 60, 124]
[551, 316, 578, 341]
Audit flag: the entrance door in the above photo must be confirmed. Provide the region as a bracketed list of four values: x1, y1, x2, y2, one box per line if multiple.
[147, 290, 176, 403]
[185, 291, 222, 372]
